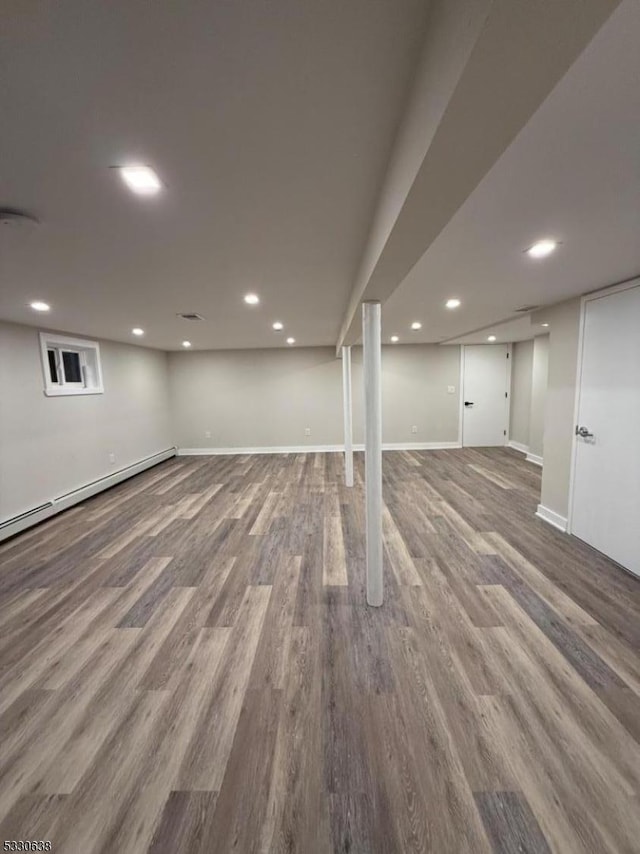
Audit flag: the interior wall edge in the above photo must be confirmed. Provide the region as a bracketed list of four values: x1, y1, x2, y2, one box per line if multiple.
[537, 297, 582, 521]
[535, 503, 568, 532]
[507, 440, 529, 455]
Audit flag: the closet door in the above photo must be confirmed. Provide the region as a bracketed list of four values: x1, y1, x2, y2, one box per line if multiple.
[571, 282, 640, 575]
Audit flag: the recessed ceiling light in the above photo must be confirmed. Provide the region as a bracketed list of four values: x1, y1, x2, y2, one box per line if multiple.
[445, 298, 461, 309]
[411, 322, 422, 330]
[272, 321, 283, 331]
[244, 293, 260, 305]
[390, 335, 399, 343]
[541, 322, 549, 328]
[30, 300, 50, 312]
[487, 335, 497, 342]
[182, 340, 192, 348]
[526, 239, 557, 259]
[286, 337, 295, 345]
[132, 327, 144, 336]
[119, 165, 162, 195]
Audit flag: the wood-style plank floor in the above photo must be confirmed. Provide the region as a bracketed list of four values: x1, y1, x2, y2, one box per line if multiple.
[1, 448, 639, 853]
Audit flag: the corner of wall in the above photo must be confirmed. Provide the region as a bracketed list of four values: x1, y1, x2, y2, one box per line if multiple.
[536, 298, 582, 522]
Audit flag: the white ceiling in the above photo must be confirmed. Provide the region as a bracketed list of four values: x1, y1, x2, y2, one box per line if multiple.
[382, 0, 640, 345]
[0, 0, 429, 350]
[445, 315, 546, 346]
[1, 1, 638, 353]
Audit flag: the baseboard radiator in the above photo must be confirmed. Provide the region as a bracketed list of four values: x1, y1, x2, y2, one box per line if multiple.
[0, 447, 177, 543]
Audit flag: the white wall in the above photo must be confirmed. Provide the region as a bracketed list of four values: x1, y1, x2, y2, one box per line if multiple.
[169, 347, 344, 450]
[0, 320, 173, 522]
[508, 335, 549, 461]
[168, 344, 461, 451]
[535, 298, 582, 520]
[357, 344, 461, 445]
[529, 335, 549, 459]
[509, 339, 534, 447]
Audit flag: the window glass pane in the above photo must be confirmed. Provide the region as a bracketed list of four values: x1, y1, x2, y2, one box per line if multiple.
[62, 351, 82, 383]
[47, 349, 59, 383]
[41, 334, 102, 396]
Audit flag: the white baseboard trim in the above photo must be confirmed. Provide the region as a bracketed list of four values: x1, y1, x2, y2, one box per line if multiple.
[526, 452, 543, 467]
[382, 441, 462, 451]
[535, 504, 568, 532]
[178, 445, 344, 456]
[508, 440, 529, 455]
[178, 441, 462, 456]
[0, 447, 177, 542]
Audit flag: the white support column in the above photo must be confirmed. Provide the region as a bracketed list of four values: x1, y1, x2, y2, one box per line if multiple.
[341, 345, 354, 487]
[362, 301, 383, 607]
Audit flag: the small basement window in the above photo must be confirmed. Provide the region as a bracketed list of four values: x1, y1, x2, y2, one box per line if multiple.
[39, 332, 104, 396]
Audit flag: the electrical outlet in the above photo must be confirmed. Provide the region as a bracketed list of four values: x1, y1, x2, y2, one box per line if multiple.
[447, 385, 455, 394]
[205, 431, 211, 439]
[108, 452, 116, 465]
[305, 427, 311, 436]
[411, 425, 418, 434]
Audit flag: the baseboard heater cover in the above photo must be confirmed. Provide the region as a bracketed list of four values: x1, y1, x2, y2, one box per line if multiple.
[0, 501, 53, 531]
[0, 447, 177, 542]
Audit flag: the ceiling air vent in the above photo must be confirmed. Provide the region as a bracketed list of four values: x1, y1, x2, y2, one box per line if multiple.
[177, 312, 205, 321]
[514, 305, 539, 313]
[0, 208, 39, 229]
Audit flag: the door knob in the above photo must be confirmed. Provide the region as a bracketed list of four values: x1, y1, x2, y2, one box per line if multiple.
[575, 425, 594, 438]
[464, 401, 474, 407]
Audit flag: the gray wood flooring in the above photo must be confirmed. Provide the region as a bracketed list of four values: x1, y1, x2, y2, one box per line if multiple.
[0, 448, 639, 853]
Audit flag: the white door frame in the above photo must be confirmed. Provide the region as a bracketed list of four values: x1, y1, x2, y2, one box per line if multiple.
[458, 343, 512, 446]
[458, 346, 465, 445]
[567, 276, 640, 536]
[505, 343, 513, 442]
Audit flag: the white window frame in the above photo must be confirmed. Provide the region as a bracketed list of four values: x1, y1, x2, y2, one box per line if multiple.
[39, 332, 104, 396]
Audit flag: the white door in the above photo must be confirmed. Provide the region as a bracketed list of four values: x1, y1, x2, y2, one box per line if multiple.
[571, 283, 640, 576]
[462, 344, 510, 447]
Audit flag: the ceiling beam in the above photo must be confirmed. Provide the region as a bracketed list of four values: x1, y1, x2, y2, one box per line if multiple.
[336, 0, 621, 353]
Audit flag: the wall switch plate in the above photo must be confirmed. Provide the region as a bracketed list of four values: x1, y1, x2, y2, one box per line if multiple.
[205, 431, 211, 439]
[411, 425, 418, 434]
[305, 427, 311, 436]
[447, 385, 455, 394]
[108, 452, 116, 464]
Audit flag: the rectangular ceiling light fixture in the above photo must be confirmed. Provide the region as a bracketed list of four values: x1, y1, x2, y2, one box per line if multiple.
[120, 165, 162, 195]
